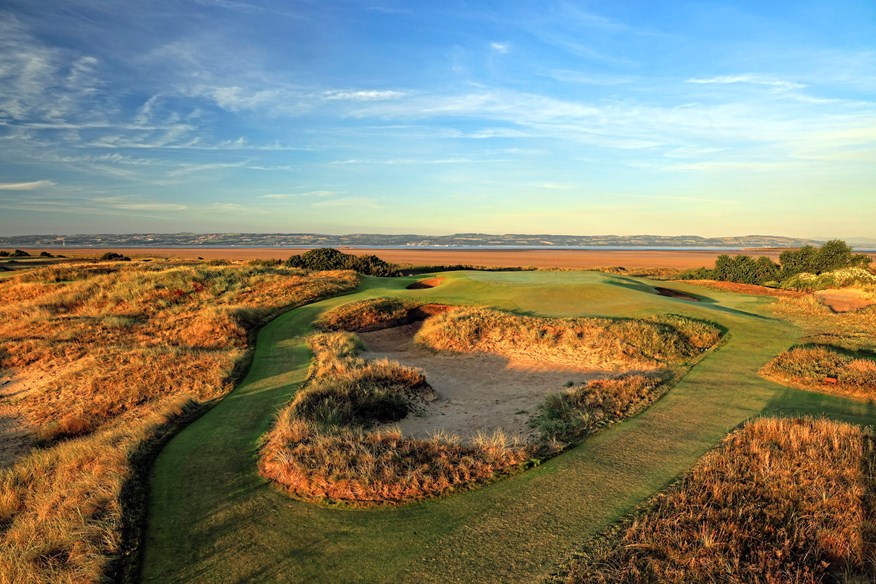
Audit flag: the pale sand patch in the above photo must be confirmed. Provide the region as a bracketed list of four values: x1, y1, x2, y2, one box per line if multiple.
[0, 373, 34, 468]
[359, 324, 609, 443]
[815, 288, 876, 313]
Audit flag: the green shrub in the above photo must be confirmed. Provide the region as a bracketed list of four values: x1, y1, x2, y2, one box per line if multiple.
[286, 248, 399, 276]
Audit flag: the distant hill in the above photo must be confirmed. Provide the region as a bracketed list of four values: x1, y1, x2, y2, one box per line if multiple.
[0, 233, 826, 249]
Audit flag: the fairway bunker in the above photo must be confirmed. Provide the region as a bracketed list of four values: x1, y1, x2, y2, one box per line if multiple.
[360, 323, 609, 442]
[655, 286, 700, 301]
[406, 277, 444, 290]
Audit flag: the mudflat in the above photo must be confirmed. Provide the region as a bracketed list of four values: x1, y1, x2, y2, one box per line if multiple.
[25, 247, 870, 270]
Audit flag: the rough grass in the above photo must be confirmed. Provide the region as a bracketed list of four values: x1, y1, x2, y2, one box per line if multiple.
[414, 307, 721, 370]
[314, 297, 421, 331]
[771, 295, 876, 352]
[781, 267, 876, 292]
[259, 330, 527, 507]
[558, 417, 876, 584]
[259, 417, 527, 506]
[290, 332, 431, 426]
[530, 371, 675, 450]
[762, 346, 876, 400]
[0, 261, 357, 584]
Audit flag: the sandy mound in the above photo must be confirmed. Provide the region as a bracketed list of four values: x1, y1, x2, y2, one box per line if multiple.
[815, 288, 876, 313]
[359, 323, 610, 443]
[406, 277, 444, 290]
[655, 287, 700, 301]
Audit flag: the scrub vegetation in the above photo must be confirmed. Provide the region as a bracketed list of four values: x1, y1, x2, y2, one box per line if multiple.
[0, 260, 357, 584]
[679, 239, 872, 288]
[557, 417, 876, 584]
[260, 301, 722, 507]
[415, 307, 721, 370]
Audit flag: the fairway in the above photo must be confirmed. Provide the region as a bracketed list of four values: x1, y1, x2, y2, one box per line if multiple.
[140, 271, 876, 583]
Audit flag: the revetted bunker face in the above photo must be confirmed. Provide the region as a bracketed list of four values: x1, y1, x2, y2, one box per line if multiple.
[406, 277, 444, 290]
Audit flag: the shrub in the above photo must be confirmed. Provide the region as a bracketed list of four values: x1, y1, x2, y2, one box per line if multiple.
[11, 249, 30, 257]
[286, 248, 399, 276]
[0, 250, 8, 257]
[99, 252, 131, 262]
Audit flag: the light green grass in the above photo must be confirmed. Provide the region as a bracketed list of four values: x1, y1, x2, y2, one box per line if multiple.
[140, 271, 876, 583]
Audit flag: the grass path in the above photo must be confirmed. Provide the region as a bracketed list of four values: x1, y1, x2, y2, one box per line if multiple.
[140, 272, 876, 583]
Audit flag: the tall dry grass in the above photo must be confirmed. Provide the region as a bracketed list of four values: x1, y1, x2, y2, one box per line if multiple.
[414, 307, 721, 370]
[762, 346, 876, 400]
[559, 417, 876, 583]
[0, 260, 357, 584]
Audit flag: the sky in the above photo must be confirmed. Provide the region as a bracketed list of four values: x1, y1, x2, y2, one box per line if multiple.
[0, 1, 874, 238]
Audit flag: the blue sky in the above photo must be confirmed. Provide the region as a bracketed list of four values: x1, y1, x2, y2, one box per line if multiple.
[0, 1, 874, 237]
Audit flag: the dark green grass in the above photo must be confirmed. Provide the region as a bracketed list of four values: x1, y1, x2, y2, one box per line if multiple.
[140, 271, 876, 583]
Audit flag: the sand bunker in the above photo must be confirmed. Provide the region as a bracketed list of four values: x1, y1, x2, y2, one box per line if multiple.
[815, 288, 876, 313]
[406, 277, 444, 290]
[655, 287, 700, 302]
[359, 323, 610, 442]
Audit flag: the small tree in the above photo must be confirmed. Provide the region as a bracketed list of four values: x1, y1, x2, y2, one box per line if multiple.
[813, 240, 854, 274]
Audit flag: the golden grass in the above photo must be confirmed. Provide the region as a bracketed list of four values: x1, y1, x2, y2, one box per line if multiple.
[761, 346, 876, 401]
[414, 307, 721, 370]
[0, 261, 357, 584]
[314, 296, 451, 332]
[559, 417, 876, 583]
[530, 372, 674, 451]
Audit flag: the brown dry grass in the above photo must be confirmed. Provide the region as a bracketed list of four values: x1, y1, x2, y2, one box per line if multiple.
[761, 346, 876, 401]
[682, 279, 804, 297]
[0, 261, 357, 584]
[415, 308, 721, 370]
[559, 417, 876, 583]
[530, 372, 675, 452]
[314, 297, 451, 332]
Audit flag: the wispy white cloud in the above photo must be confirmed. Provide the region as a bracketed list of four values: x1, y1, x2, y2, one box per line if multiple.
[90, 196, 188, 212]
[489, 42, 509, 54]
[687, 74, 804, 91]
[311, 196, 381, 208]
[0, 180, 56, 190]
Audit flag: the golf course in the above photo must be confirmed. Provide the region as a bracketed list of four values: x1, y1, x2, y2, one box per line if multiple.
[138, 270, 876, 583]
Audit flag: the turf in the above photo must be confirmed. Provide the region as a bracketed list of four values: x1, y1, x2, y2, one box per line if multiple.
[139, 271, 876, 583]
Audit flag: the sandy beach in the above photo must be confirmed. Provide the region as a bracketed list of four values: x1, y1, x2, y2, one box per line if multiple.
[19, 246, 866, 270]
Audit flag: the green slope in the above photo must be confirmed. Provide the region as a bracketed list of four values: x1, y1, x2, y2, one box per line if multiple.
[140, 271, 875, 583]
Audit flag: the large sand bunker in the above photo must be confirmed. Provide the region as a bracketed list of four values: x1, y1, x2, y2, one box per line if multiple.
[815, 288, 876, 313]
[360, 323, 609, 442]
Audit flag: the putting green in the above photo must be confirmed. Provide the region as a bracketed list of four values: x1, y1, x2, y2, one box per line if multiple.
[140, 271, 875, 583]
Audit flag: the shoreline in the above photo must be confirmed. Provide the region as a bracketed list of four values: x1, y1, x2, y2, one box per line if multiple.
[16, 246, 875, 270]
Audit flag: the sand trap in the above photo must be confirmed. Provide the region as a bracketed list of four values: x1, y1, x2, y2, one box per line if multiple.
[359, 323, 611, 443]
[655, 287, 700, 301]
[406, 277, 444, 290]
[815, 288, 876, 313]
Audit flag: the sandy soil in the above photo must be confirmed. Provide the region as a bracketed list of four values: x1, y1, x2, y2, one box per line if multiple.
[359, 323, 608, 442]
[815, 288, 876, 313]
[23, 247, 872, 270]
[0, 373, 34, 468]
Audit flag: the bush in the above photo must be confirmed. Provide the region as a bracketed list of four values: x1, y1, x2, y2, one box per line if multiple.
[11, 249, 30, 257]
[286, 248, 399, 276]
[39, 251, 54, 258]
[0, 250, 8, 257]
[99, 252, 131, 262]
